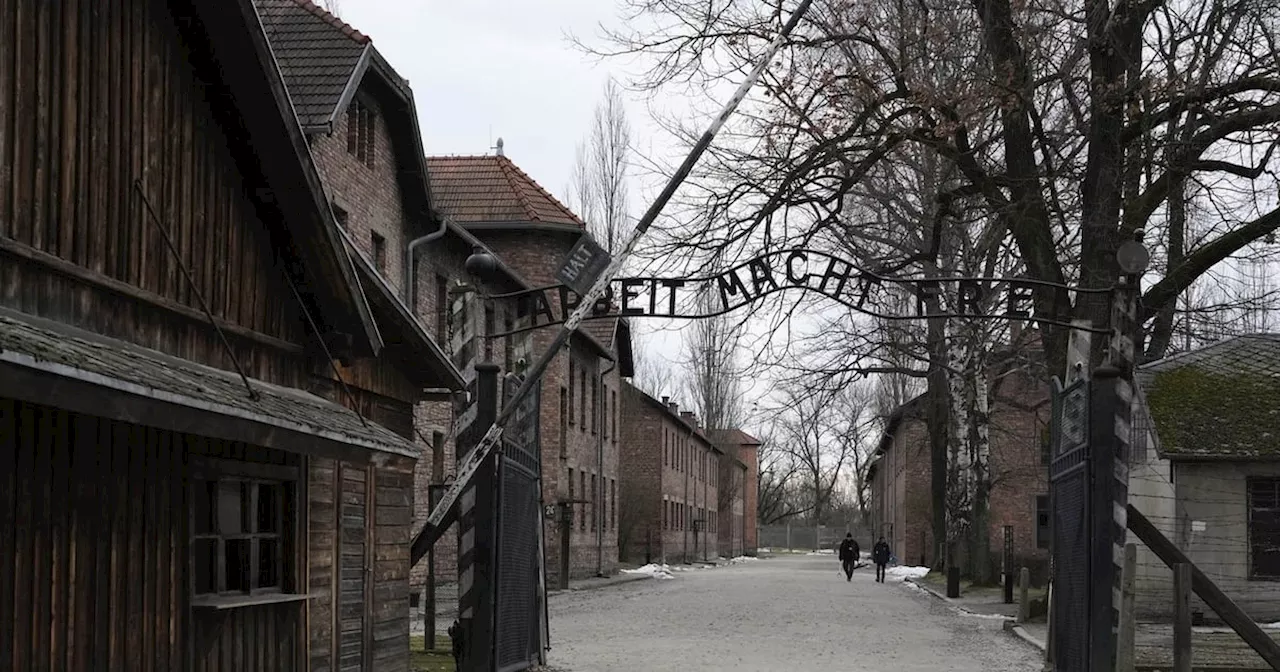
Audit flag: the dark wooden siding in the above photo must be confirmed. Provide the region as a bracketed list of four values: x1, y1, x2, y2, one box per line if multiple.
[308, 457, 415, 672]
[0, 397, 306, 672]
[0, 0, 309, 385]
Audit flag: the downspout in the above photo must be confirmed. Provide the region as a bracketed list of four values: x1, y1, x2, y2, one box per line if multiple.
[597, 358, 617, 577]
[403, 215, 449, 306]
[683, 423, 694, 563]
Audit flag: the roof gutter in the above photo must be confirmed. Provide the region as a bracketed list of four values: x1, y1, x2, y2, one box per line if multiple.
[597, 357, 617, 577]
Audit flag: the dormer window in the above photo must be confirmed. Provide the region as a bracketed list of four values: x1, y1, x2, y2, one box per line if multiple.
[346, 100, 375, 168]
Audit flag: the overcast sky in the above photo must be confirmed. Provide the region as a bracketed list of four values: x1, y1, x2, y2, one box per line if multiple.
[317, 0, 716, 391]
[321, 0, 667, 205]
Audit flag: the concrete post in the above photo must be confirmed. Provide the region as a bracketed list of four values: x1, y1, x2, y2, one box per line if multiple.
[1116, 543, 1137, 672]
[1018, 567, 1031, 623]
[1174, 563, 1192, 672]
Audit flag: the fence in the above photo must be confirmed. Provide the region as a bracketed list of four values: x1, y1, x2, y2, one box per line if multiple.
[1115, 506, 1280, 672]
[758, 523, 871, 552]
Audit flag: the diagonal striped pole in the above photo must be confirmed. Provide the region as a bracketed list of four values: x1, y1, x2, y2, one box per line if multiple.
[410, 0, 818, 565]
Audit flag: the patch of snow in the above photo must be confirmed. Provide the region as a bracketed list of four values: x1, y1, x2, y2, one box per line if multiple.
[806, 549, 835, 556]
[621, 563, 675, 580]
[1265, 622, 1280, 630]
[757, 547, 772, 553]
[728, 556, 760, 564]
[886, 566, 931, 581]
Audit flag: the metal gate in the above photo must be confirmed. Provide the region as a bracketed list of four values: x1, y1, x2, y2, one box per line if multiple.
[1050, 370, 1124, 672]
[493, 373, 543, 672]
[1049, 376, 1091, 671]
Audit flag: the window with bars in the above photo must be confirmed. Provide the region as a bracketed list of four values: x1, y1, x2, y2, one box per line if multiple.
[579, 370, 587, 429]
[1250, 479, 1280, 579]
[591, 378, 598, 435]
[612, 390, 618, 443]
[1035, 495, 1050, 550]
[346, 100, 376, 167]
[579, 471, 587, 531]
[568, 361, 575, 426]
[192, 478, 290, 597]
[484, 306, 495, 362]
[371, 232, 387, 274]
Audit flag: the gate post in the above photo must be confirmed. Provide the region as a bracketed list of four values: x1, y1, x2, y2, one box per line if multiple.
[456, 364, 500, 672]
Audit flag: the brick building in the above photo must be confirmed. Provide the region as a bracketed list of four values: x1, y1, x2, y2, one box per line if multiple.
[427, 151, 634, 585]
[256, 0, 540, 597]
[710, 429, 762, 555]
[868, 354, 1051, 575]
[619, 382, 726, 564]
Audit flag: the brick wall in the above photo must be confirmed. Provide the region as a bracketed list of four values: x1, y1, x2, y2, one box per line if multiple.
[468, 228, 622, 586]
[873, 372, 1050, 572]
[618, 383, 721, 565]
[309, 89, 411, 298]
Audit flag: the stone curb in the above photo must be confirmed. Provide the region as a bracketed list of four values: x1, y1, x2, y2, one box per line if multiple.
[1002, 621, 1047, 652]
[548, 571, 653, 596]
[905, 577, 1014, 621]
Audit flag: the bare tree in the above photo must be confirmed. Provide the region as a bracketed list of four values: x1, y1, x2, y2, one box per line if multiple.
[569, 78, 632, 255]
[681, 282, 747, 430]
[589, 0, 1280, 378]
[629, 331, 677, 400]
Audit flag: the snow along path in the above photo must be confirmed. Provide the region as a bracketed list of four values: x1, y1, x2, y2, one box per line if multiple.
[544, 554, 1043, 672]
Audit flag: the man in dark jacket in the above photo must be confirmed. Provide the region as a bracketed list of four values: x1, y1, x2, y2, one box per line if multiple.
[872, 536, 892, 582]
[838, 533, 860, 581]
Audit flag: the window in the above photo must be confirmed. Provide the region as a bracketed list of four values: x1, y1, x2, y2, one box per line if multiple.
[591, 378, 598, 435]
[663, 501, 668, 530]
[346, 100, 375, 167]
[611, 479, 616, 530]
[568, 361, 575, 426]
[568, 467, 575, 505]
[1250, 479, 1280, 579]
[1035, 495, 1051, 550]
[504, 315, 514, 373]
[559, 387, 568, 459]
[434, 275, 448, 343]
[193, 477, 289, 597]
[590, 474, 597, 532]
[371, 232, 387, 274]
[484, 306, 495, 362]
[579, 471, 587, 531]
[612, 390, 618, 443]
[602, 385, 608, 440]
[580, 370, 587, 429]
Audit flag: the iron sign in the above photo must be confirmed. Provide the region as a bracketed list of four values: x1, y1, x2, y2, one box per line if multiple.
[554, 235, 611, 296]
[495, 248, 1114, 338]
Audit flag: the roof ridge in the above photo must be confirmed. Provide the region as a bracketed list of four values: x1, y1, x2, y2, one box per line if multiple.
[496, 155, 586, 226]
[1139, 332, 1272, 371]
[288, 0, 370, 44]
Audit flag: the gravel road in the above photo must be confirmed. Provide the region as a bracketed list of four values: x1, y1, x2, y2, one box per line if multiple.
[544, 554, 1044, 672]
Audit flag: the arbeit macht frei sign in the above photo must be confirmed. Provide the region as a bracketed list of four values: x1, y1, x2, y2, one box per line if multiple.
[494, 248, 1089, 337]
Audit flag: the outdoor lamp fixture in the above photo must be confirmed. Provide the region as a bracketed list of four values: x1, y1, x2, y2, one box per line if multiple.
[1116, 229, 1150, 276]
[465, 246, 499, 281]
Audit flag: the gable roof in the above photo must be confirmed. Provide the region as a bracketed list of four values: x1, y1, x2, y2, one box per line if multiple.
[426, 155, 586, 228]
[873, 393, 927, 457]
[1139, 333, 1280, 460]
[254, 0, 370, 130]
[710, 428, 762, 447]
[187, 0, 382, 355]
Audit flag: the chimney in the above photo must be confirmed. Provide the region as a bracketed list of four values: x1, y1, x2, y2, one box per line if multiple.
[661, 396, 669, 405]
[495, 137, 505, 156]
[681, 411, 698, 428]
[668, 401, 678, 415]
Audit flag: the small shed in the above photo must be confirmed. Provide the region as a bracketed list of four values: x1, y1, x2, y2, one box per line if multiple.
[1133, 333, 1280, 621]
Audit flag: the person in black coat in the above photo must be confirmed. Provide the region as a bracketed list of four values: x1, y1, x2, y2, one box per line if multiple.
[838, 533, 860, 581]
[872, 536, 892, 582]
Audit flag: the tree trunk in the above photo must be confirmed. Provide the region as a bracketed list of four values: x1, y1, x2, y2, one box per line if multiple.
[927, 310, 950, 569]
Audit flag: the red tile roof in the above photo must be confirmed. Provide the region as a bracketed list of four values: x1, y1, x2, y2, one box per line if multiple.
[426, 155, 586, 228]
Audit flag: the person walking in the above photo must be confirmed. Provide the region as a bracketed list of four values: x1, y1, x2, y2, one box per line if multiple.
[872, 535, 891, 583]
[838, 533, 860, 582]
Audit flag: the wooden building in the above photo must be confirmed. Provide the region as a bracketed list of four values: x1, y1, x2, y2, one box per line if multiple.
[0, 0, 462, 670]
